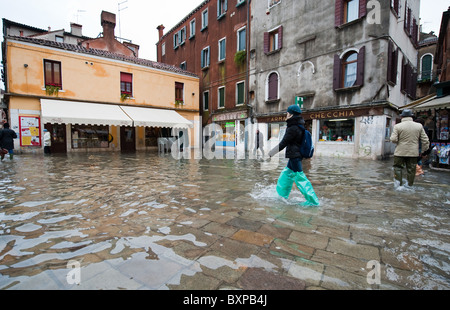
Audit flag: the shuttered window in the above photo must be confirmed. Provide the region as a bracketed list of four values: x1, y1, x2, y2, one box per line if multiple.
[201, 46, 210, 68]
[391, 0, 400, 16]
[335, 0, 366, 27]
[401, 58, 417, 99]
[267, 72, 279, 100]
[217, 0, 227, 19]
[44, 59, 62, 89]
[175, 82, 184, 103]
[219, 38, 226, 61]
[120, 72, 132, 95]
[333, 47, 365, 90]
[218, 87, 225, 108]
[420, 55, 433, 81]
[387, 41, 398, 85]
[264, 26, 283, 54]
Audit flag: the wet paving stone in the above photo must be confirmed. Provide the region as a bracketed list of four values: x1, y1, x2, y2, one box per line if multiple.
[0, 153, 449, 290]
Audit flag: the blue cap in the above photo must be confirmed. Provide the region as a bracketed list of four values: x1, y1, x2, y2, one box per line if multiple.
[43, 129, 48, 132]
[287, 104, 302, 115]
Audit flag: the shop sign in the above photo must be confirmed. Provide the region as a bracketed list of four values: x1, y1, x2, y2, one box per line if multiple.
[213, 111, 248, 122]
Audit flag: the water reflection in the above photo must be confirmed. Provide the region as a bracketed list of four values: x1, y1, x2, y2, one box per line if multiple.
[0, 152, 449, 289]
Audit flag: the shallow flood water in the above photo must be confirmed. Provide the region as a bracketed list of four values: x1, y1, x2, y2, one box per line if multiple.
[0, 152, 449, 290]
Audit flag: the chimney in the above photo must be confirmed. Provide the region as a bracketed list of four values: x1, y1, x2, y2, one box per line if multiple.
[70, 23, 83, 37]
[101, 11, 116, 41]
[157, 25, 165, 41]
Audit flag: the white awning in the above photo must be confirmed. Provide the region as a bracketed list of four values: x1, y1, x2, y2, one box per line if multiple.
[41, 99, 133, 127]
[120, 105, 193, 128]
[413, 95, 450, 112]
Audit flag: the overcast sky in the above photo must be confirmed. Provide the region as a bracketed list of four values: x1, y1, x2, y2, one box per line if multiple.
[0, 0, 448, 62]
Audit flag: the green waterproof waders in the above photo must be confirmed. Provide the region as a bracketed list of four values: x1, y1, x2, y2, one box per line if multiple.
[276, 167, 320, 206]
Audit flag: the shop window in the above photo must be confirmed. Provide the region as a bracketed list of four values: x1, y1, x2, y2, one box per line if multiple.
[218, 87, 225, 108]
[175, 82, 184, 105]
[333, 47, 365, 90]
[264, 26, 283, 54]
[71, 125, 110, 149]
[267, 72, 279, 101]
[44, 59, 62, 89]
[319, 119, 355, 142]
[335, 0, 366, 27]
[120, 72, 133, 97]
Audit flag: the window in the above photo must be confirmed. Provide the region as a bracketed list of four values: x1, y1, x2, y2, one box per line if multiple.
[387, 41, 398, 85]
[180, 61, 187, 71]
[218, 38, 226, 61]
[319, 119, 355, 142]
[190, 19, 196, 38]
[179, 27, 186, 45]
[269, 0, 281, 8]
[44, 59, 62, 89]
[162, 43, 166, 56]
[173, 32, 179, 49]
[218, 87, 225, 108]
[345, 0, 359, 23]
[237, 27, 246, 51]
[236, 81, 245, 105]
[264, 26, 283, 54]
[217, 0, 228, 19]
[401, 58, 417, 99]
[237, 0, 245, 7]
[120, 72, 133, 96]
[203, 91, 209, 111]
[391, 0, 400, 16]
[333, 47, 365, 90]
[201, 46, 210, 68]
[202, 9, 208, 30]
[343, 52, 358, 88]
[420, 54, 433, 82]
[71, 125, 110, 149]
[335, 0, 366, 27]
[267, 72, 279, 101]
[55, 36, 64, 43]
[175, 82, 184, 104]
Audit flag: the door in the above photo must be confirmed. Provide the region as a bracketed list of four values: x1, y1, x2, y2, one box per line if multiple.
[120, 127, 136, 152]
[44, 123, 67, 153]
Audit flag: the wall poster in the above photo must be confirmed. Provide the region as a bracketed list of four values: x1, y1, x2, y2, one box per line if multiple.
[19, 115, 41, 147]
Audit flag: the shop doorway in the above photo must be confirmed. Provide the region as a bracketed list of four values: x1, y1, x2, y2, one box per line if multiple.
[120, 127, 136, 152]
[44, 123, 67, 153]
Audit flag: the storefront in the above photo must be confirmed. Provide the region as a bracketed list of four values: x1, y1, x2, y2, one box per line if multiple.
[410, 95, 450, 170]
[255, 103, 397, 160]
[210, 110, 248, 150]
[13, 99, 195, 154]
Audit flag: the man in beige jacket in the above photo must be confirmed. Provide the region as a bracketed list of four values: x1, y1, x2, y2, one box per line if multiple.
[390, 109, 429, 186]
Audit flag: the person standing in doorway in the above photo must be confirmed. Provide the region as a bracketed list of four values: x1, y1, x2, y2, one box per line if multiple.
[0, 123, 18, 160]
[390, 109, 429, 186]
[43, 129, 51, 154]
[268, 105, 319, 206]
[254, 129, 265, 157]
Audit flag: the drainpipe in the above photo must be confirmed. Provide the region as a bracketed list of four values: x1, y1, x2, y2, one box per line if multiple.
[245, 0, 252, 152]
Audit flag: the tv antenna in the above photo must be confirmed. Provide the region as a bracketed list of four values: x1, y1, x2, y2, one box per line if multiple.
[118, 0, 128, 40]
[75, 10, 86, 24]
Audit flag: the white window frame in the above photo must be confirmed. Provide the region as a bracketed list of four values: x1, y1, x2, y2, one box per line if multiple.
[218, 86, 225, 109]
[236, 81, 245, 106]
[201, 46, 210, 68]
[180, 61, 187, 70]
[173, 32, 179, 49]
[218, 37, 226, 61]
[162, 42, 166, 56]
[237, 26, 246, 52]
[190, 19, 196, 38]
[419, 53, 434, 81]
[202, 9, 209, 30]
[179, 26, 186, 45]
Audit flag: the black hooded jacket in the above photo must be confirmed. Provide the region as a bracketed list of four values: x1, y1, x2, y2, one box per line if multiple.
[0, 128, 17, 150]
[269, 115, 305, 158]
